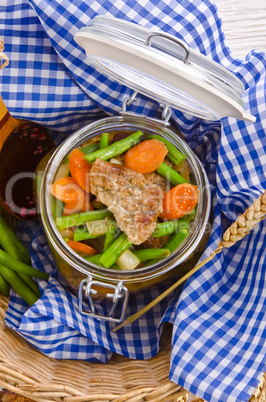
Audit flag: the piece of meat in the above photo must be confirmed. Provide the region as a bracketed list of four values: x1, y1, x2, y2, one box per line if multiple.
[145, 171, 169, 193]
[134, 234, 169, 250]
[90, 159, 164, 245]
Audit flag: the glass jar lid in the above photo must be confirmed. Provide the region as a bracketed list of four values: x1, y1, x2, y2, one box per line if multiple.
[74, 15, 255, 122]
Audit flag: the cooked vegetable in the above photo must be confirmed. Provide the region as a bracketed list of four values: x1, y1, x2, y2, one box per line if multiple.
[109, 157, 123, 165]
[0, 263, 39, 305]
[124, 139, 168, 174]
[54, 163, 70, 182]
[163, 219, 190, 253]
[81, 142, 99, 155]
[116, 249, 140, 270]
[0, 249, 49, 280]
[51, 177, 86, 204]
[84, 130, 143, 164]
[148, 134, 186, 165]
[59, 229, 74, 241]
[66, 240, 97, 256]
[84, 254, 121, 270]
[99, 133, 109, 149]
[56, 208, 113, 230]
[103, 218, 119, 252]
[86, 219, 107, 236]
[175, 158, 191, 182]
[156, 162, 188, 185]
[99, 232, 132, 268]
[74, 226, 104, 241]
[133, 248, 170, 262]
[84, 254, 104, 266]
[152, 218, 191, 237]
[51, 197, 65, 219]
[160, 183, 198, 220]
[62, 196, 93, 216]
[69, 148, 91, 192]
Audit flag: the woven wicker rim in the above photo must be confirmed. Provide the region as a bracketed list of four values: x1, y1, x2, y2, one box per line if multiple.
[0, 293, 265, 402]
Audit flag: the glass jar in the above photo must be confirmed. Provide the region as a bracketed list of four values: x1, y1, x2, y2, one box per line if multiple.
[39, 114, 211, 322]
[39, 15, 254, 322]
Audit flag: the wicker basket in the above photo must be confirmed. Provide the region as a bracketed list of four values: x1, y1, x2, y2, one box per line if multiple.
[0, 292, 265, 402]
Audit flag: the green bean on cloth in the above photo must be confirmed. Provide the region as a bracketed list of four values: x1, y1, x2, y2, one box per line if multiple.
[0, 263, 39, 305]
[0, 249, 49, 280]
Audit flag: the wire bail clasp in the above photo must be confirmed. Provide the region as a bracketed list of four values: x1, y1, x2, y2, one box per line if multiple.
[77, 275, 129, 323]
[121, 90, 172, 126]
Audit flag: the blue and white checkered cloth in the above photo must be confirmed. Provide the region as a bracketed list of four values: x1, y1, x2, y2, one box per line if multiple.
[1, 1, 266, 401]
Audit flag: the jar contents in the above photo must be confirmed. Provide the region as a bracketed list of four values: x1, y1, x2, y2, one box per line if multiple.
[51, 131, 198, 271]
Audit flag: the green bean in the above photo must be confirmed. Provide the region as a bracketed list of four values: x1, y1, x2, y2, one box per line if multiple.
[80, 143, 99, 155]
[0, 264, 38, 306]
[84, 254, 104, 267]
[56, 209, 113, 230]
[0, 273, 10, 297]
[144, 224, 189, 267]
[99, 133, 109, 149]
[51, 196, 65, 219]
[186, 207, 197, 221]
[99, 233, 132, 268]
[18, 273, 41, 297]
[0, 218, 22, 261]
[133, 248, 170, 262]
[152, 218, 190, 237]
[151, 135, 187, 165]
[84, 130, 143, 164]
[156, 162, 188, 185]
[148, 134, 186, 165]
[0, 250, 49, 280]
[163, 220, 190, 253]
[84, 253, 121, 270]
[0, 215, 30, 263]
[103, 218, 119, 252]
[74, 226, 105, 242]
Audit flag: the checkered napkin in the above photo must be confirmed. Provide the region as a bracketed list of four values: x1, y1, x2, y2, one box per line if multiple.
[1, 1, 266, 401]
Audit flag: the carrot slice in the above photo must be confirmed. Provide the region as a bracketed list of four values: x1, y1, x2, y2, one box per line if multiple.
[69, 148, 91, 192]
[51, 177, 83, 203]
[66, 240, 97, 255]
[62, 197, 93, 216]
[160, 183, 199, 220]
[124, 139, 168, 174]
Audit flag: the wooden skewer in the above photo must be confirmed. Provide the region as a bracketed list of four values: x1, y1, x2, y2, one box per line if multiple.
[113, 189, 266, 332]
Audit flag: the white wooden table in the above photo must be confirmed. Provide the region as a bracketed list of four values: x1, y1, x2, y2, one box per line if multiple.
[214, 0, 266, 58]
